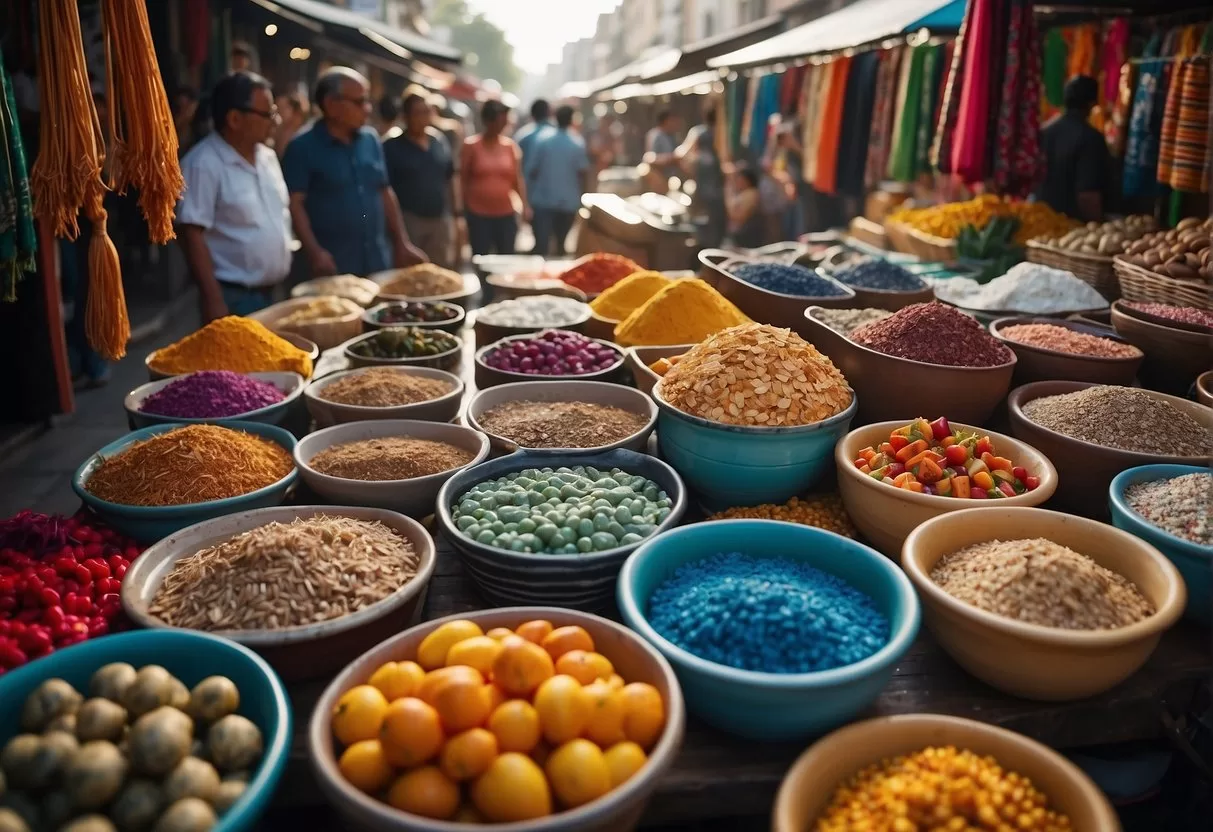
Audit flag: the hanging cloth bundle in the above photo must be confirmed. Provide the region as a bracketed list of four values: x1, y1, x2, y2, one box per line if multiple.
[0, 47, 36, 300]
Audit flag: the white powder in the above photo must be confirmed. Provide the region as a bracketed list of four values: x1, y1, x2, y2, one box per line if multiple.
[929, 262, 1109, 313]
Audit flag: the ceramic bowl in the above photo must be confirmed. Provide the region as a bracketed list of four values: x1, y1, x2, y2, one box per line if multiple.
[309, 607, 685, 832]
[826, 263, 936, 312]
[370, 269, 481, 308]
[1110, 464, 1212, 623]
[802, 307, 1016, 426]
[618, 520, 920, 740]
[1197, 370, 1213, 407]
[292, 275, 380, 307]
[835, 420, 1059, 556]
[772, 714, 1119, 831]
[582, 309, 619, 342]
[473, 331, 626, 390]
[1111, 300, 1212, 395]
[472, 296, 593, 348]
[0, 629, 292, 832]
[484, 272, 588, 302]
[990, 316, 1144, 386]
[73, 421, 297, 541]
[652, 380, 857, 510]
[623, 344, 694, 396]
[247, 296, 364, 350]
[361, 300, 466, 335]
[125, 371, 305, 430]
[303, 366, 464, 428]
[146, 331, 320, 381]
[343, 328, 463, 371]
[902, 506, 1186, 700]
[436, 449, 686, 609]
[698, 249, 856, 331]
[121, 505, 436, 680]
[1006, 380, 1213, 518]
[295, 420, 489, 518]
[465, 380, 657, 455]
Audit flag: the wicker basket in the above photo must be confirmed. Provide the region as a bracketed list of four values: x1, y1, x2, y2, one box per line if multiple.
[1113, 256, 1212, 310]
[883, 220, 917, 256]
[848, 216, 890, 250]
[1027, 240, 1120, 300]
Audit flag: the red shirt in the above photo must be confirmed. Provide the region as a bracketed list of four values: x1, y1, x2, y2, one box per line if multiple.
[460, 135, 520, 217]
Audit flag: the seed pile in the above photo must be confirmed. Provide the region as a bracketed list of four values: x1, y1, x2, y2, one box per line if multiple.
[999, 323, 1142, 358]
[319, 368, 454, 408]
[139, 370, 285, 419]
[85, 425, 293, 507]
[1022, 386, 1210, 456]
[812, 307, 893, 336]
[149, 516, 419, 630]
[832, 259, 926, 292]
[1125, 472, 1212, 546]
[930, 538, 1154, 630]
[379, 264, 463, 298]
[732, 262, 849, 297]
[659, 323, 852, 427]
[851, 302, 1013, 367]
[309, 437, 474, 481]
[478, 401, 649, 449]
[708, 494, 856, 538]
[276, 295, 362, 328]
[1123, 301, 1213, 329]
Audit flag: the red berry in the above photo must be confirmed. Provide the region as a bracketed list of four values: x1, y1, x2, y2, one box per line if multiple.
[40, 587, 61, 607]
[0, 643, 27, 668]
[84, 542, 104, 559]
[74, 565, 93, 585]
[84, 559, 110, 581]
[112, 563, 128, 580]
[43, 606, 66, 628]
[107, 555, 126, 573]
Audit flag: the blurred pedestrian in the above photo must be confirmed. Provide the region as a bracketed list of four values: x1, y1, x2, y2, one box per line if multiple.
[642, 109, 682, 191]
[273, 89, 309, 157]
[460, 99, 527, 258]
[514, 98, 552, 167]
[376, 93, 401, 140]
[726, 164, 766, 249]
[172, 86, 200, 155]
[1037, 75, 1107, 220]
[770, 123, 806, 240]
[676, 101, 725, 248]
[384, 92, 459, 269]
[525, 105, 588, 257]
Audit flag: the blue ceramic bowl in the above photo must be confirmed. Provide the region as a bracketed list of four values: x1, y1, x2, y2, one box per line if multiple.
[124, 371, 306, 430]
[0, 630, 291, 832]
[73, 421, 297, 541]
[1110, 464, 1211, 623]
[618, 520, 920, 740]
[652, 382, 857, 510]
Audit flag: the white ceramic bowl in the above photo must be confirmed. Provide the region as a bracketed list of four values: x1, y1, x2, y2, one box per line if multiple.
[125, 371, 305, 429]
[304, 366, 465, 428]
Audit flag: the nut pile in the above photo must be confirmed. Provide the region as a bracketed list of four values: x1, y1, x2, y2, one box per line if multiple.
[1038, 214, 1156, 255]
[1119, 216, 1212, 282]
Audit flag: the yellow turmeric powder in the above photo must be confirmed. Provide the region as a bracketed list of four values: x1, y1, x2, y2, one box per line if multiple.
[148, 316, 314, 377]
[589, 271, 671, 321]
[614, 279, 750, 347]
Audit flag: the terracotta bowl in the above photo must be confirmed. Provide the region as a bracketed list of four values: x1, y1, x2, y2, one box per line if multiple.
[773, 714, 1120, 831]
[835, 421, 1058, 556]
[902, 506, 1186, 700]
[990, 316, 1144, 386]
[303, 366, 465, 428]
[698, 249, 855, 332]
[308, 607, 686, 832]
[1006, 380, 1213, 519]
[1197, 370, 1213, 407]
[623, 344, 695, 397]
[1111, 300, 1212, 395]
[802, 308, 1016, 427]
[146, 331, 320, 381]
[473, 331, 626, 389]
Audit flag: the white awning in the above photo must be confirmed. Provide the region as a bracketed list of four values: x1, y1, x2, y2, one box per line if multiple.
[251, 0, 462, 63]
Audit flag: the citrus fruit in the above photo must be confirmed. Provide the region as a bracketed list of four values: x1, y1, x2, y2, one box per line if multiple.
[554, 650, 614, 685]
[337, 739, 395, 794]
[540, 625, 594, 660]
[619, 682, 665, 749]
[485, 627, 515, 641]
[445, 636, 505, 676]
[514, 619, 554, 644]
[367, 661, 425, 702]
[380, 697, 444, 767]
[487, 699, 541, 753]
[583, 679, 626, 747]
[533, 674, 590, 745]
[439, 727, 498, 781]
[491, 635, 554, 697]
[604, 741, 647, 787]
[432, 675, 493, 733]
[386, 765, 460, 819]
[605, 673, 625, 691]
[332, 684, 389, 746]
[485, 683, 507, 713]
[418, 619, 483, 670]
[545, 739, 611, 808]
[470, 752, 552, 822]
[418, 665, 484, 706]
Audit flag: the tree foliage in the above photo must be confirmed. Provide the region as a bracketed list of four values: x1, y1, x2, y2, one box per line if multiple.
[431, 0, 521, 92]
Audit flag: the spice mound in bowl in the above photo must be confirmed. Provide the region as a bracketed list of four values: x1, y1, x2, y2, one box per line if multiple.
[1021, 385, 1209, 456]
[812, 307, 892, 336]
[1122, 301, 1213, 331]
[378, 264, 464, 298]
[708, 494, 856, 538]
[589, 271, 671, 321]
[318, 367, 453, 408]
[731, 262, 850, 298]
[478, 400, 650, 449]
[613, 278, 749, 347]
[148, 316, 314, 377]
[275, 295, 363, 327]
[309, 437, 474, 481]
[832, 259, 927, 293]
[1124, 471, 1212, 547]
[998, 323, 1142, 359]
[932, 262, 1109, 314]
[138, 370, 286, 419]
[558, 251, 642, 294]
[850, 301, 1014, 368]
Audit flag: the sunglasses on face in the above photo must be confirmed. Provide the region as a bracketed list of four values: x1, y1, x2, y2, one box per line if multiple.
[240, 105, 282, 122]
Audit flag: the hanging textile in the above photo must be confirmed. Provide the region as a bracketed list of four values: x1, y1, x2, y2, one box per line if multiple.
[836, 51, 880, 197]
[931, 0, 973, 173]
[1105, 60, 1137, 156]
[1067, 25, 1098, 79]
[992, 0, 1042, 197]
[813, 57, 852, 196]
[1123, 35, 1168, 198]
[913, 44, 945, 177]
[865, 48, 903, 188]
[1042, 27, 1067, 116]
[888, 46, 926, 182]
[740, 73, 760, 149]
[1101, 20, 1130, 107]
[1167, 56, 1210, 194]
[0, 48, 36, 300]
[803, 66, 831, 183]
[747, 73, 783, 157]
[184, 0, 210, 68]
[1154, 24, 1203, 189]
[781, 65, 806, 115]
[949, 0, 996, 183]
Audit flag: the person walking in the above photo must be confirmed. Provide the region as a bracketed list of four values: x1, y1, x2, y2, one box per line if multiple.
[1036, 75, 1108, 221]
[676, 103, 725, 248]
[642, 109, 681, 191]
[525, 105, 589, 257]
[460, 99, 527, 259]
[514, 98, 552, 166]
[177, 71, 292, 322]
[726, 165, 767, 249]
[272, 89, 309, 157]
[282, 67, 426, 277]
[384, 91, 459, 269]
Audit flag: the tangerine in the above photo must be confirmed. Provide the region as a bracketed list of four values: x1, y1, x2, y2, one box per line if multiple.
[484, 627, 515, 641]
[331, 685, 389, 746]
[604, 741, 647, 787]
[545, 739, 611, 808]
[533, 674, 591, 745]
[470, 752, 552, 822]
[418, 665, 484, 706]
[619, 683, 665, 749]
[386, 765, 460, 819]
[367, 661, 425, 702]
[605, 673, 625, 691]
[439, 727, 498, 781]
[432, 676, 493, 733]
[445, 636, 505, 676]
[583, 679, 626, 747]
[337, 739, 395, 794]
[514, 619, 554, 644]
[540, 625, 595, 660]
[554, 650, 614, 685]
[380, 697, 444, 767]
[486, 699, 541, 753]
[417, 619, 483, 670]
[491, 635, 554, 697]
[485, 683, 507, 713]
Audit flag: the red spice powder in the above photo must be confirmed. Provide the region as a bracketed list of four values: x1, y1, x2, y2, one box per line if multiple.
[850, 301, 1013, 368]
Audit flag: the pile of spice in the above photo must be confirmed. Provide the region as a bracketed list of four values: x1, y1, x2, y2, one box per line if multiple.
[139, 371, 286, 419]
[318, 368, 454, 408]
[1022, 386, 1209, 455]
[294, 275, 379, 306]
[815, 746, 1072, 829]
[274, 295, 362, 328]
[707, 494, 856, 538]
[148, 516, 419, 630]
[478, 400, 649, 448]
[812, 307, 893, 336]
[999, 323, 1142, 358]
[732, 262, 850, 297]
[476, 294, 589, 328]
[1125, 472, 1211, 546]
[832, 259, 927, 292]
[930, 537, 1154, 629]
[931, 262, 1108, 313]
[558, 252, 642, 294]
[148, 316, 313, 377]
[647, 552, 888, 673]
[660, 324, 852, 427]
[373, 300, 460, 326]
[379, 264, 464, 298]
[85, 425, 293, 506]
[309, 437, 474, 481]
[480, 330, 622, 376]
[613, 278, 749, 347]
[1122, 301, 1213, 330]
[589, 271, 671, 320]
[850, 301, 1013, 367]
[348, 327, 458, 359]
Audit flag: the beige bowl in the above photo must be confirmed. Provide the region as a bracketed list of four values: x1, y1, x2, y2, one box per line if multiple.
[1197, 370, 1213, 408]
[902, 506, 1186, 701]
[773, 714, 1120, 832]
[247, 296, 364, 350]
[303, 367, 464, 428]
[623, 344, 695, 396]
[836, 421, 1058, 556]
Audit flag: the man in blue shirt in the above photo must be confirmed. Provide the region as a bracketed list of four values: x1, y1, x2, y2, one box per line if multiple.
[524, 106, 589, 257]
[513, 99, 552, 166]
[282, 67, 425, 277]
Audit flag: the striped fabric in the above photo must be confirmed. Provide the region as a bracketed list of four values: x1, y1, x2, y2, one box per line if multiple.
[1155, 59, 1185, 185]
[1166, 56, 1210, 193]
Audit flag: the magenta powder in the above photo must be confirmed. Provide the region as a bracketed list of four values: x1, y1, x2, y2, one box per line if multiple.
[850, 301, 1013, 368]
[140, 371, 286, 418]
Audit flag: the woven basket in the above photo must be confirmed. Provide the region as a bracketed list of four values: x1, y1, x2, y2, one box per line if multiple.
[883, 220, 918, 256]
[1027, 240, 1120, 300]
[1113, 256, 1212, 310]
[906, 226, 959, 265]
[848, 216, 890, 250]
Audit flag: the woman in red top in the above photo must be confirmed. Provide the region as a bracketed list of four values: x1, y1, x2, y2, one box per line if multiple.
[459, 99, 528, 258]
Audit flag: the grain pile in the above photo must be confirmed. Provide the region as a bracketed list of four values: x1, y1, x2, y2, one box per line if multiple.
[319, 368, 454, 407]
[1022, 386, 1210, 456]
[380, 264, 463, 297]
[309, 437, 474, 481]
[478, 401, 649, 448]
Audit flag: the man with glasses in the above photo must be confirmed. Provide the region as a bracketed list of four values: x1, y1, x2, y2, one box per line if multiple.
[177, 71, 291, 321]
[282, 67, 426, 277]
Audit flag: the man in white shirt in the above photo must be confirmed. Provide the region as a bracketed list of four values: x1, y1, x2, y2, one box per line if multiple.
[177, 71, 292, 322]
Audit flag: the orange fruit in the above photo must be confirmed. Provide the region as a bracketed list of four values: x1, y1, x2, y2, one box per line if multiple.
[337, 739, 395, 794]
[619, 683, 665, 749]
[432, 676, 493, 733]
[491, 635, 554, 697]
[418, 665, 484, 706]
[439, 727, 498, 781]
[514, 619, 554, 644]
[487, 699, 541, 753]
[533, 674, 590, 745]
[332, 685, 389, 746]
[485, 683, 507, 713]
[470, 752, 552, 822]
[417, 619, 483, 670]
[604, 741, 647, 787]
[545, 739, 611, 808]
[541, 625, 595, 660]
[380, 697, 444, 767]
[605, 673, 625, 691]
[554, 650, 614, 685]
[446, 636, 505, 675]
[485, 627, 515, 641]
[583, 679, 626, 747]
[386, 765, 460, 820]
[368, 661, 425, 702]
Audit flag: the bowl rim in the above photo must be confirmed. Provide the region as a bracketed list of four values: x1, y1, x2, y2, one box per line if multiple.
[303, 366, 465, 415]
[292, 274, 380, 300]
[343, 326, 463, 364]
[901, 505, 1187, 646]
[71, 421, 298, 516]
[473, 295, 593, 331]
[248, 295, 365, 327]
[835, 419, 1060, 507]
[711, 252, 858, 302]
[617, 520, 921, 687]
[474, 329, 626, 381]
[651, 377, 858, 436]
[370, 268, 480, 304]
[989, 316, 1144, 364]
[120, 505, 438, 646]
[361, 299, 466, 327]
[124, 371, 307, 423]
[1109, 464, 1213, 561]
[1111, 298, 1213, 337]
[1198, 370, 1213, 402]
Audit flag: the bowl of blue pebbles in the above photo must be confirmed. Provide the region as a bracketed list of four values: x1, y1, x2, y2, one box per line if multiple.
[826, 257, 935, 311]
[698, 249, 855, 331]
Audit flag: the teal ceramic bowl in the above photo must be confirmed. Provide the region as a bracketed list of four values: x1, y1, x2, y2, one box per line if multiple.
[617, 520, 920, 740]
[72, 421, 297, 541]
[1110, 464, 1211, 623]
[651, 381, 857, 509]
[0, 629, 291, 831]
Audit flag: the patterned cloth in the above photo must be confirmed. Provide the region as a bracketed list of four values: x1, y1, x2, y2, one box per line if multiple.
[1166, 56, 1210, 193]
[931, 0, 973, 173]
[992, 0, 1043, 197]
[0, 48, 36, 301]
[914, 43, 945, 177]
[1041, 27, 1067, 118]
[865, 47, 903, 187]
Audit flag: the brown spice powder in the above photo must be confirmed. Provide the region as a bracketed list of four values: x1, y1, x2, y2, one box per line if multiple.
[309, 437, 474, 481]
[319, 368, 453, 407]
[478, 400, 649, 448]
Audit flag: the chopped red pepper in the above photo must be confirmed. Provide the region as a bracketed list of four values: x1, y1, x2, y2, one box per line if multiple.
[888, 434, 910, 452]
[944, 444, 969, 465]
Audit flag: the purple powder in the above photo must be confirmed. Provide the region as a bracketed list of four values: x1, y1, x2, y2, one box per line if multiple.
[140, 371, 286, 418]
